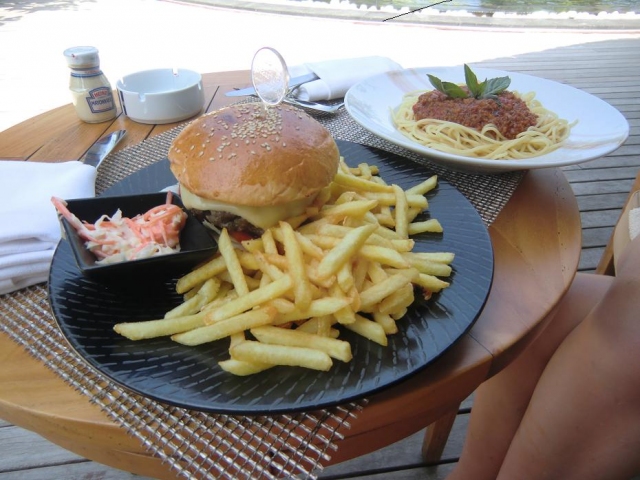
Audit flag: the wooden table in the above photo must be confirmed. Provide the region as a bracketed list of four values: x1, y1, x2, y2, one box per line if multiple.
[0, 70, 581, 478]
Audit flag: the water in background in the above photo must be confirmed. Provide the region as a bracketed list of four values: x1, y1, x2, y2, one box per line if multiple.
[294, 1, 637, 14]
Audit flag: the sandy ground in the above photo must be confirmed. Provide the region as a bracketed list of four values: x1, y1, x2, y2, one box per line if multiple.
[1, 0, 639, 134]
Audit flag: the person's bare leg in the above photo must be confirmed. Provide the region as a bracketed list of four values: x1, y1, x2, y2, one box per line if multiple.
[447, 273, 613, 480]
[494, 240, 640, 480]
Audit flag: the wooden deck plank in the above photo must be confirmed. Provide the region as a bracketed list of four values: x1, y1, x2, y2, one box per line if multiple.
[322, 465, 455, 480]
[582, 226, 617, 248]
[571, 179, 637, 196]
[0, 424, 155, 479]
[0, 463, 149, 480]
[576, 192, 631, 212]
[566, 158, 640, 172]
[581, 209, 622, 229]
[319, 416, 468, 479]
[565, 166, 640, 183]
[0, 425, 82, 472]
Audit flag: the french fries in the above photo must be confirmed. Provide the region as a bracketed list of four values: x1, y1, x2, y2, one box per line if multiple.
[251, 326, 353, 363]
[113, 160, 454, 375]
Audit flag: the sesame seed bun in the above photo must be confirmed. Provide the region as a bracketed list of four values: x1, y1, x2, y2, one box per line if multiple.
[168, 103, 340, 208]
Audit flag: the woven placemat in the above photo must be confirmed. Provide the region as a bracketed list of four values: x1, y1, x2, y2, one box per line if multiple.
[0, 106, 523, 480]
[1, 286, 357, 479]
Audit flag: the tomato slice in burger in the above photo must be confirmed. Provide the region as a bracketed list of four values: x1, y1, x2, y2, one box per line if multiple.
[229, 230, 256, 243]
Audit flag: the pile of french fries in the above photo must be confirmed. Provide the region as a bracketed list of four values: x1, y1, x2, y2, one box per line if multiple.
[114, 159, 454, 375]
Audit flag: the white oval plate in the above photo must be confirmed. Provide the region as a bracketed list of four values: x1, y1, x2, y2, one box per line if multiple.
[344, 67, 629, 174]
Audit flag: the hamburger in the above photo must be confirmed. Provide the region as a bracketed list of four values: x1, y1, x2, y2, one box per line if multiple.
[168, 103, 340, 241]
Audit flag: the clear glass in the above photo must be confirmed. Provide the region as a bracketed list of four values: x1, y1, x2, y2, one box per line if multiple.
[251, 47, 290, 106]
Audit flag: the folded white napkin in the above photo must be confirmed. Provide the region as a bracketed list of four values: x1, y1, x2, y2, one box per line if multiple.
[0, 160, 96, 295]
[288, 56, 403, 101]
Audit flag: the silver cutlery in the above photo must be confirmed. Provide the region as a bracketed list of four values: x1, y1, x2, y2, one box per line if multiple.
[225, 72, 319, 98]
[230, 93, 344, 114]
[226, 50, 343, 114]
[81, 130, 126, 168]
[282, 96, 344, 113]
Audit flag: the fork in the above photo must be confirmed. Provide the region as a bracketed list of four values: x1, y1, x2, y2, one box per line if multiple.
[282, 96, 344, 113]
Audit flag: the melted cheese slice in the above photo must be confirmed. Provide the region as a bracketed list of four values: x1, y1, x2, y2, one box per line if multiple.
[180, 186, 315, 230]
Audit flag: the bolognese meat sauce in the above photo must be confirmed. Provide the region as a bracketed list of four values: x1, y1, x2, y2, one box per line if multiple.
[412, 90, 538, 140]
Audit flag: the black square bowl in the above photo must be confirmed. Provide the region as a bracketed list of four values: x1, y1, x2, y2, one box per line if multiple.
[57, 192, 217, 280]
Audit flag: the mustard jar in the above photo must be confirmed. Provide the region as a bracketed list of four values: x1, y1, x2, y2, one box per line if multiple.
[63, 46, 117, 123]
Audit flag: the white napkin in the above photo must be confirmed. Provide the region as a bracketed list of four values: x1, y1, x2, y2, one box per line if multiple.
[288, 56, 403, 101]
[0, 160, 96, 295]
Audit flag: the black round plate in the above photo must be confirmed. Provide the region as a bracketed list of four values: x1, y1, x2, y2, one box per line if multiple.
[48, 140, 494, 414]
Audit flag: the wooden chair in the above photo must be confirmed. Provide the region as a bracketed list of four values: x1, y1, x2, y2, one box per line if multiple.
[422, 168, 640, 463]
[596, 171, 640, 276]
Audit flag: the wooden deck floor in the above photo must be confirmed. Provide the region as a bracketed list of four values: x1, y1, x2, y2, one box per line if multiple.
[1, 36, 639, 480]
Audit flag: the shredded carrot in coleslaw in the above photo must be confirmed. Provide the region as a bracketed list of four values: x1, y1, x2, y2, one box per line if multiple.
[51, 193, 188, 265]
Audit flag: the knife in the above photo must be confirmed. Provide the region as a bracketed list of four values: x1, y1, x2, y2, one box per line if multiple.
[225, 72, 319, 97]
[81, 130, 127, 168]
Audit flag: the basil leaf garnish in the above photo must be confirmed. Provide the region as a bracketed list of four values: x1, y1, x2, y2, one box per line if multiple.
[441, 81, 468, 98]
[482, 76, 511, 97]
[464, 64, 482, 98]
[427, 65, 511, 101]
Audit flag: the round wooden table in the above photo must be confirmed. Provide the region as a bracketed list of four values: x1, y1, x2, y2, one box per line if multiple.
[0, 70, 582, 478]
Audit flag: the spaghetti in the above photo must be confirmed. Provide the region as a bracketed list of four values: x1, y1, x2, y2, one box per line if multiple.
[392, 89, 574, 160]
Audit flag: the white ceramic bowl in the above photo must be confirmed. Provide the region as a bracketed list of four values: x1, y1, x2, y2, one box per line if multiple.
[116, 68, 204, 124]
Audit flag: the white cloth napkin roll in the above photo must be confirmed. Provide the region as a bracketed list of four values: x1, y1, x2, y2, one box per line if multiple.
[0, 160, 96, 295]
[288, 56, 403, 101]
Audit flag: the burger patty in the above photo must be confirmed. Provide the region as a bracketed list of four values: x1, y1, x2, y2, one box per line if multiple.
[195, 210, 264, 238]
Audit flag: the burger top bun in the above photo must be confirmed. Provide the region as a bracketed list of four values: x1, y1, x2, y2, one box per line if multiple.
[168, 103, 340, 207]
